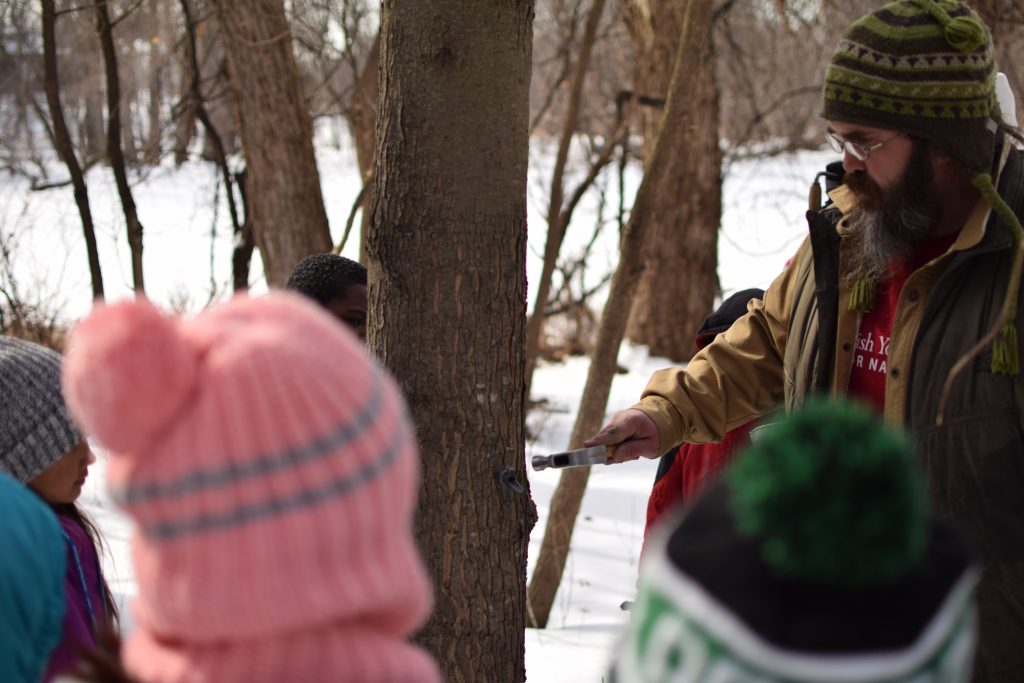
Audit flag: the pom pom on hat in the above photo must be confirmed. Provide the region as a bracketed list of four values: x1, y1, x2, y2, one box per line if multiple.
[914, 0, 988, 53]
[943, 14, 988, 52]
[63, 298, 198, 454]
[727, 400, 927, 587]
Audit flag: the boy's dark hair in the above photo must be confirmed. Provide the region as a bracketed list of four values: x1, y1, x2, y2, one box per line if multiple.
[285, 254, 367, 307]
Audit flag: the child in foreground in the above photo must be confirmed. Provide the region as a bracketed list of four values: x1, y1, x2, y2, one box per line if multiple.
[61, 293, 440, 683]
[613, 399, 980, 683]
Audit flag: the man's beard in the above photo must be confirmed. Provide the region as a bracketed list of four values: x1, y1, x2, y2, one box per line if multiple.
[842, 141, 940, 285]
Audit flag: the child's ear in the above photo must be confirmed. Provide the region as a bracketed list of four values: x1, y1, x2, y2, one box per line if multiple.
[63, 298, 197, 455]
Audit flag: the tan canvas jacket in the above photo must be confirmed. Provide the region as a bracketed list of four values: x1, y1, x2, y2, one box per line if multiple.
[636, 141, 1012, 451]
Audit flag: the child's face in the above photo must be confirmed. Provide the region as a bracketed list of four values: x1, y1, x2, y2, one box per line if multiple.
[327, 284, 368, 342]
[28, 442, 96, 504]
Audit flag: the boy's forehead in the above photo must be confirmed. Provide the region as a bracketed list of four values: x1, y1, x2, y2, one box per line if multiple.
[335, 283, 367, 307]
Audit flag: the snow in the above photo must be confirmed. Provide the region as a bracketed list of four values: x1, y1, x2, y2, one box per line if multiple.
[8, 136, 835, 680]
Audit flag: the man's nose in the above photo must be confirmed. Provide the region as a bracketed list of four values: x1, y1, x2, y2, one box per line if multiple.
[843, 150, 866, 174]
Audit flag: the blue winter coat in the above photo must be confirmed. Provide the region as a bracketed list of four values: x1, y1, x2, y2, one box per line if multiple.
[0, 472, 66, 683]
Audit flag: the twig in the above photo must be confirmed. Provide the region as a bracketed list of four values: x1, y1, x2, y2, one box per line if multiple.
[335, 173, 370, 254]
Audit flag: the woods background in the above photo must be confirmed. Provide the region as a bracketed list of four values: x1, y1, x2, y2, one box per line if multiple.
[2, 0, 1023, 680]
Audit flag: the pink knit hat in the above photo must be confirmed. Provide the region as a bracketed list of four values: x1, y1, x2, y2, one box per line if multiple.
[62, 293, 440, 683]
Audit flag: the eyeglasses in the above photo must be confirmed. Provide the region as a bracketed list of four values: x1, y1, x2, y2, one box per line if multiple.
[825, 130, 903, 161]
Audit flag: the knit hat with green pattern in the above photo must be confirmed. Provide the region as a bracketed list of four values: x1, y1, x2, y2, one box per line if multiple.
[823, 0, 1023, 376]
[610, 399, 980, 683]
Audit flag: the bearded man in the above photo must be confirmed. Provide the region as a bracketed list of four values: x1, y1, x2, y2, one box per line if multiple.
[589, 1, 1024, 680]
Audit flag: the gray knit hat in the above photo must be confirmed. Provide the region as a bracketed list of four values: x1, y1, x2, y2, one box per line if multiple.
[0, 337, 81, 483]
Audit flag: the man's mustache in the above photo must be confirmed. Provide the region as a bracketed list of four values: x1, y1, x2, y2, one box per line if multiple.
[845, 171, 879, 197]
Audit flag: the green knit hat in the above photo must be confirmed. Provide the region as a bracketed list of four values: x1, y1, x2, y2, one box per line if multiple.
[610, 400, 980, 683]
[823, 0, 1023, 377]
[823, 0, 997, 176]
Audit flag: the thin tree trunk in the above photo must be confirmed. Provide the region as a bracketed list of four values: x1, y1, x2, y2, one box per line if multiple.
[624, 0, 721, 361]
[524, 0, 607, 401]
[40, 0, 104, 300]
[179, 0, 251, 290]
[210, 0, 332, 286]
[144, 30, 164, 166]
[173, 52, 198, 166]
[345, 32, 379, 263]
[526, 0, 716, 629]
[83, 87, 107, 161]
[371, 2, 536, 680]
[95, 0, 146, 293]
[118, 39, 140, 168]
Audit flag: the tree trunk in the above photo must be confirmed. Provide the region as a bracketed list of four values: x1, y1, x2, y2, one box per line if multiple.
[179, 0, 251, 290]
[144, 31, 164, 166]
[95, 0, 146, 293]
[526, 0, 716, 629]
[173, 67, 198, 165]
[623, 0, 721, 361]
[524, 0, 608, 401]
[83, 87, 107, 162]
[210, 0, 332, 286]
[370, 2, 536, 681]
[117, 41, 140, 168]
[40, 0, 104, 300]
[344, 32, 379, 263]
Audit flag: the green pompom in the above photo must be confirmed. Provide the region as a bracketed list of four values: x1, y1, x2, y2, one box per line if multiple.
[727, 399, 927, 587]
[944, 15, 988, 53]
[914, 0, 987, 53]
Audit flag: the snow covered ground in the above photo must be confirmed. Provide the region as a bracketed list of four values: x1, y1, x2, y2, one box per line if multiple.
[8, 136, 833, 680]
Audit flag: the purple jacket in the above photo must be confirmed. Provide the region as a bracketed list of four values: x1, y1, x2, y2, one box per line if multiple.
[43, 513, 105, 682]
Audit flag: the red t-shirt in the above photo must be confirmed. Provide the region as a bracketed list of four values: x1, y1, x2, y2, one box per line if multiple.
[847, 232, 960, 413]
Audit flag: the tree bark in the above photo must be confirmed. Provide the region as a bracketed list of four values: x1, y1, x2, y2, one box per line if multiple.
[210, 0, 332, 286]
[526, 0, 716, 629]
[95, 0, 146, 293]
[623, 0, 721, 361]
[370, 2, 536, 681]
[40, 0, 104, 301]
[524, 0, 608, 401]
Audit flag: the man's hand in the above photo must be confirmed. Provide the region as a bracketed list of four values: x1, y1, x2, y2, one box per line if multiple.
[584, 409, 660, 464]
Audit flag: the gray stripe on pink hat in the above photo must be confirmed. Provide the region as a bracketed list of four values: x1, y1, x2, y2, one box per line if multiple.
[139, 419, 410, 542]
[110, 374, 385, 505]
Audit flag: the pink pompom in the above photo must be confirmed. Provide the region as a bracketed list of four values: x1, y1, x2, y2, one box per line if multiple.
[63, 298, 198, 454]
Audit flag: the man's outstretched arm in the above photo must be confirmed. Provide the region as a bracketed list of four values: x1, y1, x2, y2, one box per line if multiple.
[585, 240, 808, 462]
